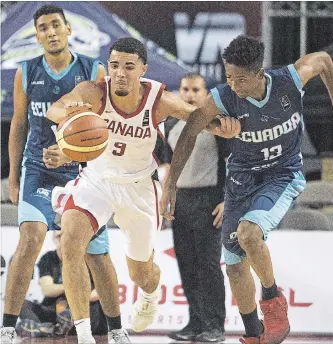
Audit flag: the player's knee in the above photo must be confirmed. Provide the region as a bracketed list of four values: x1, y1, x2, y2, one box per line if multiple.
[226, 263, 246, 281]
[61, 211, 93, 259]
[237, 221, 263, 250]
[17, 222, 46, 257]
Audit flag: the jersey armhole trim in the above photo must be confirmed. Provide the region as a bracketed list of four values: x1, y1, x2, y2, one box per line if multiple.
[287, 64, 303, 92]
[210, 87, 229, 115]
[152, 83, 166, 128]
[21, 61, 28, 94]
[91, 61, 103, 81]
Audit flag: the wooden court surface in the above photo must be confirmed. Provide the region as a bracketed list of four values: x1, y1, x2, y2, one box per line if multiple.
[17, 334, 333, 344]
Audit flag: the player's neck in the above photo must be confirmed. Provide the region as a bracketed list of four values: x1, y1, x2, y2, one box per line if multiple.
[249, 78, 267, 101]
[44, 48, 73, 74]
[111, 84, 145, 114]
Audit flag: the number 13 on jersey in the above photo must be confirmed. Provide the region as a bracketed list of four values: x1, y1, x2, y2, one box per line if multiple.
[261, 144, 282, 160]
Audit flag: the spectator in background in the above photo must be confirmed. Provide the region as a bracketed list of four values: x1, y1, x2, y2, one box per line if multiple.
[17, 229, 108, 338]
[165, 73, 227, 342]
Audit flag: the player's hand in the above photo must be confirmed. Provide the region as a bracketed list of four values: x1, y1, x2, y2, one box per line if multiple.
[212, 202, 224, 228]
[9, 179, 20, 205]
[212, 116, 241, 138]
[160, 179, 177, 221]
[64, 102, 92, 117]
[43, 144, 72, 168]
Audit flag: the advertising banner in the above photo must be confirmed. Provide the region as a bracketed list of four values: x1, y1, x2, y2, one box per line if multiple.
[1, 227, 332, 334]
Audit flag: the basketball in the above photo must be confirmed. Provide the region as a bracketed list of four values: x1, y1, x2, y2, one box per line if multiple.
[56, 112, 109, 162]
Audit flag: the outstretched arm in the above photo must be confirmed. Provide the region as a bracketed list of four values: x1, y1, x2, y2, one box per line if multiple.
[294, 51, 333, 104]
[163, 94, 221, 182]
[155, 90, 240, 137]
[46, 81, 104, 123]
[159, 95, 228, 219]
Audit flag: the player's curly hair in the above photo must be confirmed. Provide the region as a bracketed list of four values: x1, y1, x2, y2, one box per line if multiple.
[109, 37, 147, 64]
[223, 35, 265, 71]
[33, 5, 67, 27]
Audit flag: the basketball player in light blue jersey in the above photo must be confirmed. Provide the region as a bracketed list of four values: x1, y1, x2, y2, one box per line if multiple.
[1, 5, 129, 344]
[161, 36, 333, 344]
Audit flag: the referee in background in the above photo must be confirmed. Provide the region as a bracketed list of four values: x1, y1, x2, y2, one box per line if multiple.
[164, 73, 227, 342]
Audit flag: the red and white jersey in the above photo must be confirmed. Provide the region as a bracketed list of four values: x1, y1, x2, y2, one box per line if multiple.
[86, 77, 165, 183]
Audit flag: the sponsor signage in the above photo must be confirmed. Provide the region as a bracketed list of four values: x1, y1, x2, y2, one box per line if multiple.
[1, 228, 332, 333]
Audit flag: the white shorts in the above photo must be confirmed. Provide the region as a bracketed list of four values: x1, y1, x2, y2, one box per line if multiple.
[52, 167, 162, 262]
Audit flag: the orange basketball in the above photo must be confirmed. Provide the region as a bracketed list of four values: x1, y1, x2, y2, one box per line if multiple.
[56, 112, 109, 162]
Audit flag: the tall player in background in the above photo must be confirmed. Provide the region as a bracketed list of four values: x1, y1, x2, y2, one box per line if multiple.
[46, 37, 240, 344]
[161, 35, 333, 344]
[0, 5, 129, 344]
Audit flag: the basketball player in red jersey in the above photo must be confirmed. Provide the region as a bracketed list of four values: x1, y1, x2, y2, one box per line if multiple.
[47, 37, 240, 344]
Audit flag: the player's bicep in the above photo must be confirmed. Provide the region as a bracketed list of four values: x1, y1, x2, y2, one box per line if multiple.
[155, 91, 196, 123]
[13, 67, 28, 125]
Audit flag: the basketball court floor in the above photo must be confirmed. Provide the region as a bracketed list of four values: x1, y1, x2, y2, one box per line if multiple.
[15, 334, 333, 344]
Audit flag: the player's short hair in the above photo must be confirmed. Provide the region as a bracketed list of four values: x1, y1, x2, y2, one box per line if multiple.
[33, 4, 67, 27]
[223, 35, 265, 71]
[109, 37, 147, 64]
[179, 73, 206, 88]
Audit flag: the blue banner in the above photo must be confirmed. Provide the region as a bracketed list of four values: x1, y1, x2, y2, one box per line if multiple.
[1, 1, 213, 121]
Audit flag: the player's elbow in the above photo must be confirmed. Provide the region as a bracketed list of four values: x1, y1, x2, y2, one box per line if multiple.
[320, 52, 333, 71]
[319, 51, 332, 62]
[312, 51, 333, 74]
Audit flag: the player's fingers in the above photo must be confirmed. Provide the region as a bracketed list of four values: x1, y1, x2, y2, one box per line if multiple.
[159, 198, 168, 217]
[230, 117, 236, 133]
[10, 190, 19, 204]
[220, 117, 227, 133]
[44, 150, 61, 157]
[234, 119, 241, 135]
[212, 205, 219, 215]
[213, 211, 223, 227]
[231, 117, 240, 134]
[162, 202, 175, 221]
[10, 198, 18, 205]
[47, 144, 60, 150]
[225, 116, 232, 132]
[45, 161, 57, 169]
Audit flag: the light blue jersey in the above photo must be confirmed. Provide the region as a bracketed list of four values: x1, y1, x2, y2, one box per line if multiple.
[22, 52, 101, 173]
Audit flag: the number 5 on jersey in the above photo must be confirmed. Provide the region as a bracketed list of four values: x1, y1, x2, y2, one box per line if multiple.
[113, 142, 127, 156]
